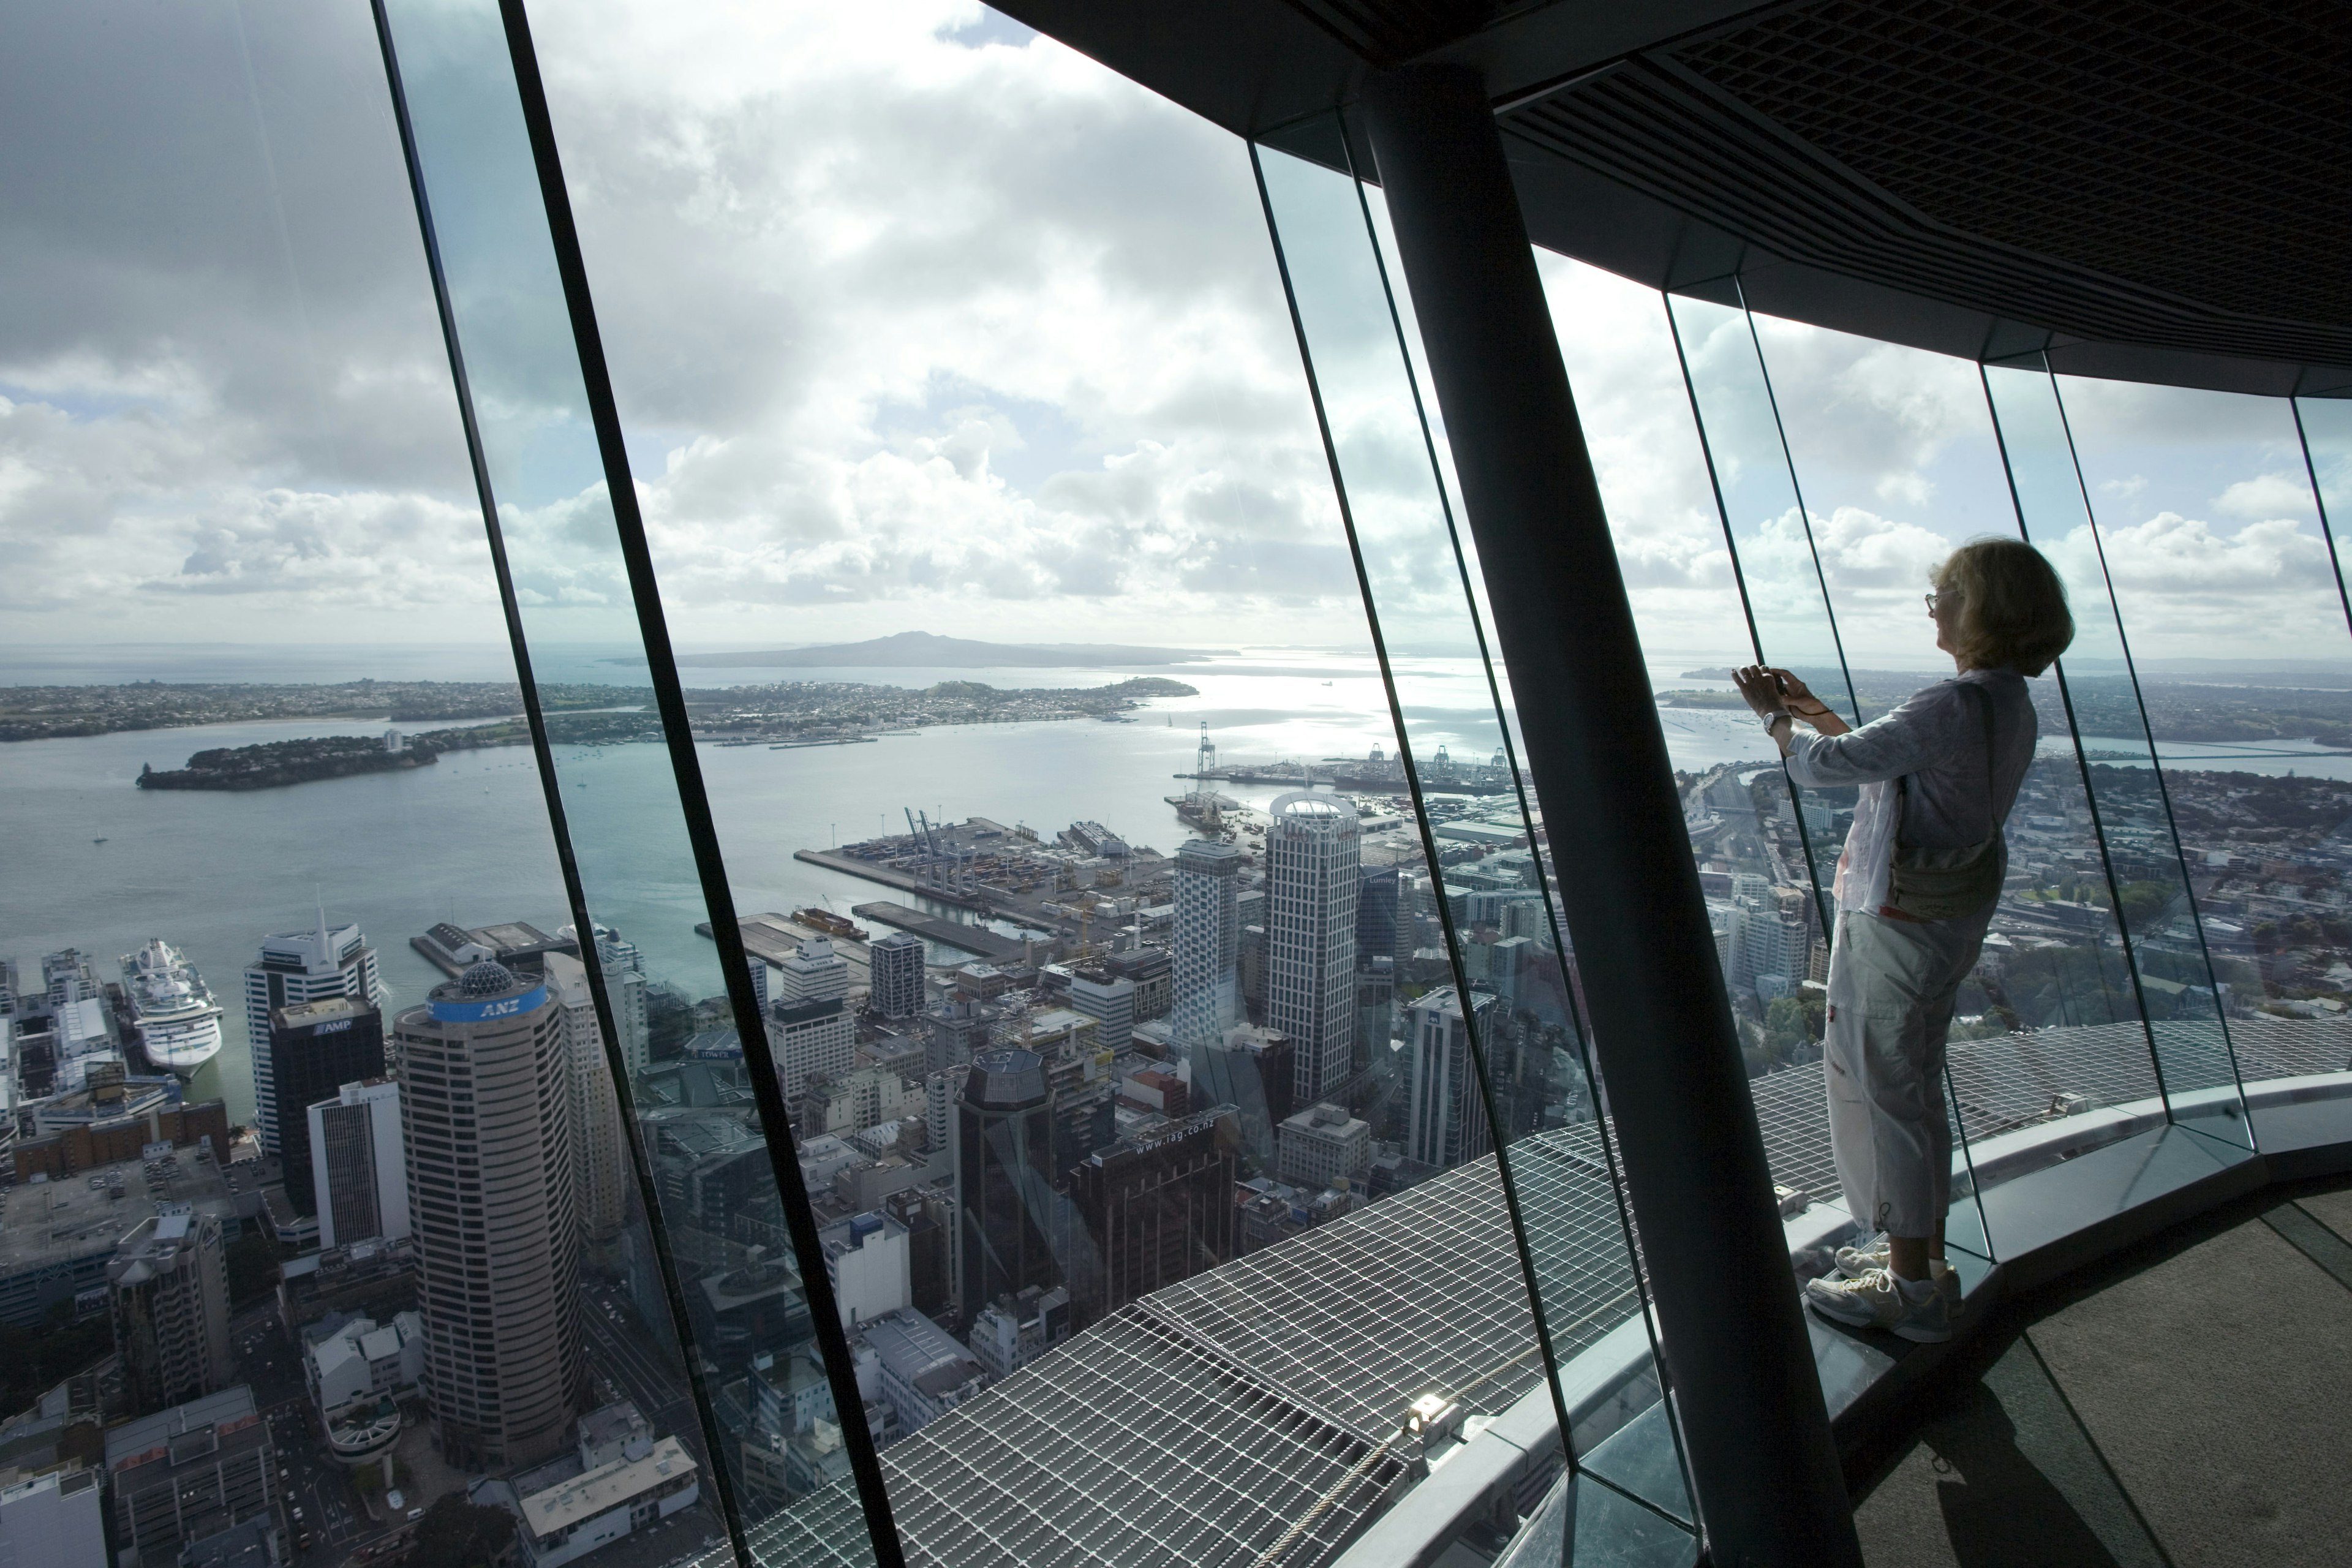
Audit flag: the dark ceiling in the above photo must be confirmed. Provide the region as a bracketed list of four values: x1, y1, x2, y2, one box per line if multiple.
[995, 0, 2352, 396]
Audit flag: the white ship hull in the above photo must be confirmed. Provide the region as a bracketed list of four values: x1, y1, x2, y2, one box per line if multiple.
[139, 1014, 224, 1074]
[122, 938, 227, 1077]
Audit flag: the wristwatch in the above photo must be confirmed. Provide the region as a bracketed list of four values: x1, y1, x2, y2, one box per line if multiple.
[1759, 709, 1792, 732]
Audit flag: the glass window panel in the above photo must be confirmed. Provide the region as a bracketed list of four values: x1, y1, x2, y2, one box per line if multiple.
[1259, 129, 1683, 1523]
[502, 20, 1566, 1564]
[2, 0, 710, 1555]
[2056, 380, 2352, 1123]
[1660, 292, 1850, 1055]
[1980, 361, 2252, 1163]
[372, 0, 873, 1558]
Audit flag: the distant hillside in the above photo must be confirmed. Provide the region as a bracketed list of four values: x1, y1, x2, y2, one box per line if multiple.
[658, 631, 1213, 669]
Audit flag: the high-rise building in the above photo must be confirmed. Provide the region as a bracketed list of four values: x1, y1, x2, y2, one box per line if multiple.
[1265, 793, 1361, 1106]
[268, 997, 386, 1217]
[244, 913, 383, 1155]
[308, 1078, 407, 1249]
[545, 952, 627, 1246]
[561, 923, 653, 1077]
[956, 1050, 1065, 1320]
[1068, 1106, 1238, 1326]
[394, 960, 582, 1469]
[925, 996, 998, 1076]
[777, 937, 850, 1004]
[1276, 1102, 1370, 1190]
[770, 997, 855, 1101]
[1190, 1023, 1295, 1175]
[1357, 865, 1400, 967]
[1404, 987, 1499, 1172]
[870, 932, 927, 1019]
[1169, 839, 1242, 1046]
[108, 1211, 230, 1415]
[1065, 968, 1136, 1055]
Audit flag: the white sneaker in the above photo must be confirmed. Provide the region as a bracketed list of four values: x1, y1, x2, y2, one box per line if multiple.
[1805, 1266, 1953, 1343]
[1834, 1242, 1960, 1298]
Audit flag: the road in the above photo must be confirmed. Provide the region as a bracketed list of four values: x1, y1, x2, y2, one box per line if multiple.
[228, 1303, 371, 1562]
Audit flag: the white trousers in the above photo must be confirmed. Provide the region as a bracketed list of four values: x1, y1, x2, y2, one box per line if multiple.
[1822, 908, 1989, 1238]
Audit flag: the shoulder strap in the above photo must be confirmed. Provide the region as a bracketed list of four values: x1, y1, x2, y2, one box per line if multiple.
[1968, 680, 1998, 837]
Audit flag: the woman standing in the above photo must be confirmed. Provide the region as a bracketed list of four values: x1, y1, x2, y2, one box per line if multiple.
[1733, 537, 2073, 1343]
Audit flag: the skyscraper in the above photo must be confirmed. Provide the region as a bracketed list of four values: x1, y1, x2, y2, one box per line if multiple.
[869, 932, 927, 1019]
[1265, 793, 1361, 1105]
[244, 912, 383, 1155]
[545, 951, 627, 1247]
[107, 1212, 230, 1416]
[1404, 987, 1499, 1172]
[394, 960, 582, 1469]
[1169, 838, 1242, 1047]
[268, 997, 386, 1217]
[956, 1049, 1065, 1321]
[308, 1077, 407, 1249]
[1065, 968, 1136, 1055]
[1067, 1106, 1238, 1326]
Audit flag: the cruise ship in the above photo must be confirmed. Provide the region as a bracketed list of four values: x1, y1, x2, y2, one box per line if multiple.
[121, 939, 225, 1076]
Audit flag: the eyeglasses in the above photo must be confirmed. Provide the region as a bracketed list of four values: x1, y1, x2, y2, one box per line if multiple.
[1925, 591, 1950, 612]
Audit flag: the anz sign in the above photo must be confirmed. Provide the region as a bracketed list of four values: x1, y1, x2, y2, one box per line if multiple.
[430, 984, 549, 1025]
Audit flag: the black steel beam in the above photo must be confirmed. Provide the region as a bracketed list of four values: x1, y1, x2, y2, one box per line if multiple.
[1360, 61, 1862, 1568]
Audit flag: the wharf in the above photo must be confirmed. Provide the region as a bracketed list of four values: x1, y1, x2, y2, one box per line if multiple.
[793, 848, 994, 914]
[850, 903, 1027, 962]
[695, 914, 872, 983]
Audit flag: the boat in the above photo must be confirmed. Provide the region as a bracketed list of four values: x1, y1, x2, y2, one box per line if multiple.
[119, 939, 225, 1076]
[792, 907, 872, 942]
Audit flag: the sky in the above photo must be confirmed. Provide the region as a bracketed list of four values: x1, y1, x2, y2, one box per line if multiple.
[1, 0, 2344, 674]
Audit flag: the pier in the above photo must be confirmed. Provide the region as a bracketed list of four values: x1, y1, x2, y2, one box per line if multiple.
[850, 903, 1028, 962]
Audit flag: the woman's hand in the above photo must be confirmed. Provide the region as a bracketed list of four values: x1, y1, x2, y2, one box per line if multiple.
[1732, 665, 1785, 717]
[1768, 668, 1822, 713]
[1763, 666, 1853, 736]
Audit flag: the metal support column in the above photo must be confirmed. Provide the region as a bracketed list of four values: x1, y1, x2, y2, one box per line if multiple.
[1360, 63, 1863, 1568]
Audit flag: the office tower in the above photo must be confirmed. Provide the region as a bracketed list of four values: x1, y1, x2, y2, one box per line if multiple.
[1170, 839, 1243, 1047]
[245, 912, 383, 1155]
[1068, 1106, 1238, 1325]
[1065, 968, 1136, 1055]
[1354, 956, 1395, 1072]
[308, 1078, 408, 1249]
[269, 997, 386, 1216]
[108, 1212, 230, 1415]
[771, 997, 855, 1101]
[870, 932, 927, 1019]
[925, 996, 998, 1075]
[104, 1389, 276, 1568]
[957, 1049, 1065, 1319]
[1104, 948, 1171, 1022]
[1277, 1102, 1371, 1189]
[1265, 793, 1361, 1105]
[1189, 1023, 1293, 1175]
[545, 952, 628, 1246]
[1357, 865, 1400, 967]
[394, 960, 583, 1468]
[777, 937, 850, 1004]
[1404, 987, 1499, 1172]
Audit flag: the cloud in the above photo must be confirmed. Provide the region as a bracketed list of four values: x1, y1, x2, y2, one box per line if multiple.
[2212, 473, 2316, 521]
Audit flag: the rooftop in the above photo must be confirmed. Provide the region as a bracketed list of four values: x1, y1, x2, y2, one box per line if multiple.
[0, 1152, 237, 1282]
[518, 1435, 694, 1539]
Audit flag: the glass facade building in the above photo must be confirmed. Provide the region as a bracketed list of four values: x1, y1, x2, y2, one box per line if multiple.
[4, 4, 2347, 1567]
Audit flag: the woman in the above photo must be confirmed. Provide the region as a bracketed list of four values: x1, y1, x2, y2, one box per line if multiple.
[1733, 537, 2072, 1343]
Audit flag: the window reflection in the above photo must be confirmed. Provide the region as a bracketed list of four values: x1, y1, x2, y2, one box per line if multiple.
[1, 1, 715, 1563]
[2057, 381, 2352, 1109]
